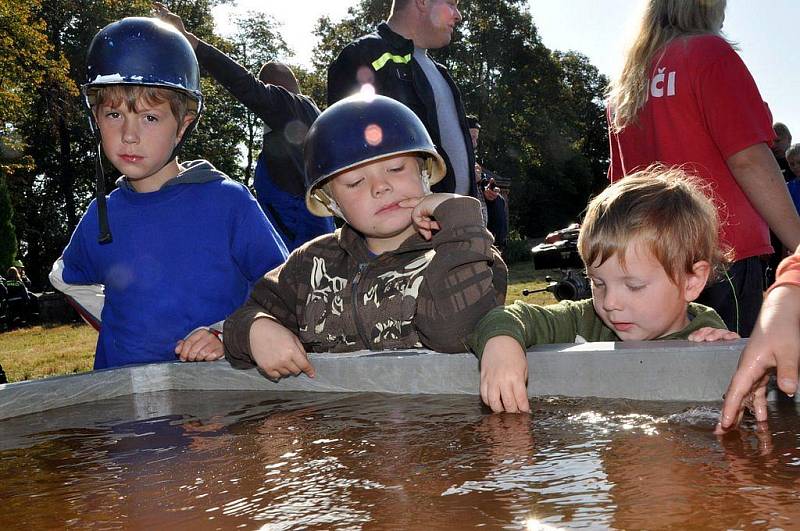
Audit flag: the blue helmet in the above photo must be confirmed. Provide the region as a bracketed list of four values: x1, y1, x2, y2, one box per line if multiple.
[83, 17, 202, 111]
[304, 93, 446, 217]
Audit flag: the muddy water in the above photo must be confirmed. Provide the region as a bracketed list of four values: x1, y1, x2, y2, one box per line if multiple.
[0, 391, 798, 530]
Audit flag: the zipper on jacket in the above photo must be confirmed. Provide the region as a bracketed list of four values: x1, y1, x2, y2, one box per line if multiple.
[351, 263, 373, 349]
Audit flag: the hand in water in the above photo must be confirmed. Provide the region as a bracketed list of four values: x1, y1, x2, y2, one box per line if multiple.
[716, 285, 800, 434]
[479, 335, 530, 414]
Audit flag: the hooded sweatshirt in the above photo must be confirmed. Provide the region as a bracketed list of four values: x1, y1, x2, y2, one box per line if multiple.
[224, 196, 507, 367]
[56, 160, 288, 369]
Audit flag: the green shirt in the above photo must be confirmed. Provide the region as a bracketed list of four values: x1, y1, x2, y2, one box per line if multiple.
[467, 299, 727, 360]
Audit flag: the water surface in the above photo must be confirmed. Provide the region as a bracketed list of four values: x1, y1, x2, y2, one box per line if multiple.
[1, 391, 798, 529]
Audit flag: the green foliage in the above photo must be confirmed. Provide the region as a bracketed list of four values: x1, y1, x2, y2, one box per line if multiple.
[502, 231, 533, 266]
[184, 79, 245, 181]
[293, 65, 327, 111]
[0, 177, 17, 270]
[310, 1, 391, 78]
[439, 0, 609, 237]
[0, 0, 70, 141]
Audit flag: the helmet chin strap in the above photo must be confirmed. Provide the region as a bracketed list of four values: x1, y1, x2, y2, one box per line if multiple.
[94, 142, 113, 244]
[420, 167, 432, 195]
[320, 191, 347, 221]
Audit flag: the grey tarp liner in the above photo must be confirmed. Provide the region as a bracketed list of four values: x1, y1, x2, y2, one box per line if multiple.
[0, 339, 773, 421]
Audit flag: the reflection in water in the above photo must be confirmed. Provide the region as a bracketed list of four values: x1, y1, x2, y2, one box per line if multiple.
[0, 392, 798, 529]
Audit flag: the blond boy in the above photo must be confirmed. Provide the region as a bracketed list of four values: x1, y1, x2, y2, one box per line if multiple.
[223, 94, 507, 379]
[469, 167, 737, 413]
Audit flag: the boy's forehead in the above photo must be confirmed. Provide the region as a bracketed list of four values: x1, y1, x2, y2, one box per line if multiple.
[587, 239, 659, 272]
[333, 153, 420, 178]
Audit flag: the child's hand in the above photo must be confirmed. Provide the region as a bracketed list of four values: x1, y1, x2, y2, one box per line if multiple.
[249, 318, 315, 380]
[480, 335, 530, 413]
[398, 193, 458, 240]
[175, 329, 224, 362]
[687, 327, 740, 342]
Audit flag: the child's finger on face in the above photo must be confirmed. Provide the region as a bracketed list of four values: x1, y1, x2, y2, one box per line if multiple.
[398, 197, 422, 209]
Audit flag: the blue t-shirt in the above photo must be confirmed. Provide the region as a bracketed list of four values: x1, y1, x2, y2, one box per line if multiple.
[788, 179, 800, 214]
[62, 163, 288, 369]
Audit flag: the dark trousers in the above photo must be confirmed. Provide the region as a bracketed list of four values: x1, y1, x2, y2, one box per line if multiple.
[697, 256, 763, 337]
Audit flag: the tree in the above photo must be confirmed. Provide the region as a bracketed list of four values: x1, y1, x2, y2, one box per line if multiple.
[554, 51, 610, 195]
[0, 0, 69, 157]
[0, 178, 17, 271]
[310, 0, 390, 81]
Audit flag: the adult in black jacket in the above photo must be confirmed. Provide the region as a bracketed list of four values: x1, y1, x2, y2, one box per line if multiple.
[156, 3, 334, 251]
[327, 0, 481, 205]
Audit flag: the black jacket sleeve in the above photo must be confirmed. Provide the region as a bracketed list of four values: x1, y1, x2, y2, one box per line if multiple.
[196, 40, 319, 130]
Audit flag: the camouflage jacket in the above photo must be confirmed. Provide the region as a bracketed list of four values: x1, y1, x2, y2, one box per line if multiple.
[224, 197, 507, 367]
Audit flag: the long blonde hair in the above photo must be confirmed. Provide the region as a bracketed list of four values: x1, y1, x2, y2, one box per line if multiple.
[607, 0, 727, 132]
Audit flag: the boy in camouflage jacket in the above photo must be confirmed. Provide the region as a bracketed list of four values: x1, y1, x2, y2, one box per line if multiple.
[224, 94, 507, 380]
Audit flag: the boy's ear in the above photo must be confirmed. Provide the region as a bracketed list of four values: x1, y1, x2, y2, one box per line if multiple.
[176, 114, 194, 142]
[683, 260, 711, 302]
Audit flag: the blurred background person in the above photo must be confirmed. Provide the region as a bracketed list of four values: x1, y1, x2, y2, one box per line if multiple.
[468, 115, 508, 252]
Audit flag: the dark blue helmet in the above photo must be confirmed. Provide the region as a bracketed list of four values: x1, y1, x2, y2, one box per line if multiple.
[83, 17, 202, 111]
[304, 93, 446, 217]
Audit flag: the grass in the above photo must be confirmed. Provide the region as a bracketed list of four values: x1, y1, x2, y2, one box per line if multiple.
[505, 260, 560, 306]
[0, 323, 96, 383]
[0, 261, 562, 384]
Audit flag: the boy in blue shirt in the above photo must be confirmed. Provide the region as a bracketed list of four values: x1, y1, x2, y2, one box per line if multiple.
[50, 18, 288, 369]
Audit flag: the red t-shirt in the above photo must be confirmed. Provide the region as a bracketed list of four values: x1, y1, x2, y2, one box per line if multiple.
[607, 35, 775, 261]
